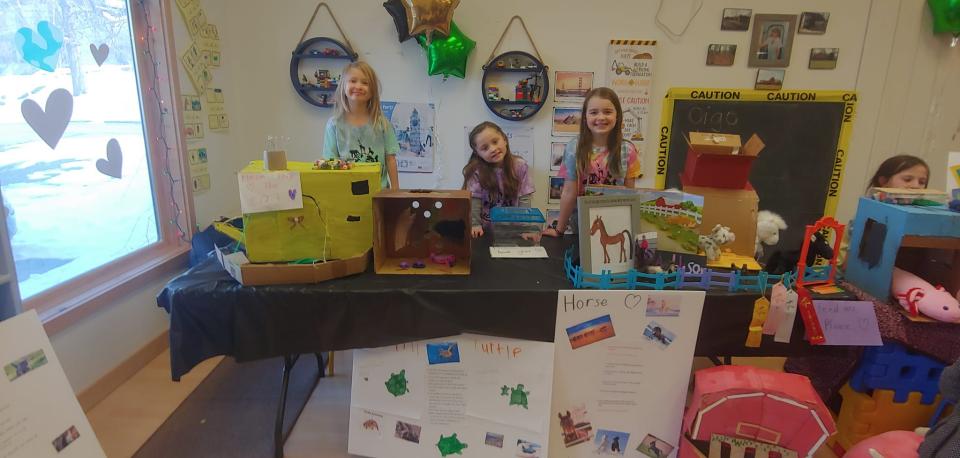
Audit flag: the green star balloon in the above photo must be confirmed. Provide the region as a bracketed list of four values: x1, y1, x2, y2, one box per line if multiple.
[928, 0, 960, 34]
[416, 21, 475, 79]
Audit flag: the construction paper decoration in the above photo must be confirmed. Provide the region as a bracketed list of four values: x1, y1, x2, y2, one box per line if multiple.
[403, 0, 460, 38]
[14, 21, 63, 72]
[21, 88, 73, 149]
[383, 0, 411, 42]
[96, 139, 123, 179]
[89, 43, 109, 66]
[929, 0, 960, 34]
[416, 21, 475, 79]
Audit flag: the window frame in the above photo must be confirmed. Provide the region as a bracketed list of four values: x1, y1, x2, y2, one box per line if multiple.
[22, 0, 195, 334]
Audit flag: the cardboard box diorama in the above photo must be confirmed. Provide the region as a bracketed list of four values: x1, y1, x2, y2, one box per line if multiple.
[239, 161, 381, 263]
[682, 184, 759, 262]
[683, 132, 765, 190]
[373, 189, 471, 275]
[679, 366, 835, 458]
[585, 186, 707, 273]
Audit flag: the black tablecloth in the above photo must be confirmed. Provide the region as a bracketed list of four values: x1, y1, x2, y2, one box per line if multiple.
[158, 236, 841, 380]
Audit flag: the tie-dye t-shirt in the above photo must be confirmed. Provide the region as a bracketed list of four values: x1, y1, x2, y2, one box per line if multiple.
[557, 137, 642, 192]
[465, 158, 536, 229]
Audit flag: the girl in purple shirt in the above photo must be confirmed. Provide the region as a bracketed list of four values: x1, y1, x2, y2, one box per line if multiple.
[462, 121, 535, 238]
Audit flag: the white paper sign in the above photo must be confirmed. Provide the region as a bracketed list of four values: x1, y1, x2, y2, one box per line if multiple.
[489, 247, 549, 258]
[237, 171, 303, 214]
[0, 310, 106, 458]
[349, 334, 555, 458]
[550, 290, 704, 457]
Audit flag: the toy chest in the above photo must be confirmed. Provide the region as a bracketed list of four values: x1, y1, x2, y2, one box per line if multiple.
[240, 161, 381, 263]
[682, 132, 764, 189]
[490, 207, 545, 247]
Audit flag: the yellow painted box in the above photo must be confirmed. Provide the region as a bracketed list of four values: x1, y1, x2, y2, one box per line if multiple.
[240, 161, 381, 263]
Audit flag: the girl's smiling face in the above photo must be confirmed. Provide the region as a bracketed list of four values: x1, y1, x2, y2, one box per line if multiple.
[585, 97, 617, 140]
[472, 127, 508, 165]
[343, 68, 371, 104]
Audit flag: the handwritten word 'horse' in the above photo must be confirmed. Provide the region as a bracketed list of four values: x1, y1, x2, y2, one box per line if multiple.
[590, 215, 633, 264]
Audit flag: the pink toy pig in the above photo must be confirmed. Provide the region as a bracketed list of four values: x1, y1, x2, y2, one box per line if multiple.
[891, 267, 960, 323]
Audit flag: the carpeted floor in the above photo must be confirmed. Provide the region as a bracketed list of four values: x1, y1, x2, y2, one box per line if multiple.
[134, 355, 323, 458]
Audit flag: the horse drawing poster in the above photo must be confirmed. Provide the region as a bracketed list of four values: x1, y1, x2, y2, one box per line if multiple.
[577, 195, 644, 276]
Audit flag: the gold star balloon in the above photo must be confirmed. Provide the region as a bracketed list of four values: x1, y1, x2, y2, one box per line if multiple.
[403, 0, 460, 38]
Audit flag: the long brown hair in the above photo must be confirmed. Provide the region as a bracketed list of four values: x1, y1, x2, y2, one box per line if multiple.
[576, 87, 624, 180]
[868, 155, 929, 188]
[333, 61, 389, 130]
[462, 122, 520, 202]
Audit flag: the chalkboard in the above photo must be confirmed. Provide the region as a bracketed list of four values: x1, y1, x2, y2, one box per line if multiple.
[656, 88, 857, 260]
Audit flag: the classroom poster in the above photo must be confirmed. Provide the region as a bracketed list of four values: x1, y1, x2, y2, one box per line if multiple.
[550, 290, 705, 457]
[382, 102, 436, 173]
[501, 126, 535, 168]
[0, 310, 106, 457]
[948, 152, 960, 197]
[605, 40, 657, 150]
[348, 334, 555, 458]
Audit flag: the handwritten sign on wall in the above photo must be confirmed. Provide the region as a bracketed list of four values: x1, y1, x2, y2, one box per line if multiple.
[238, 171, 303, 214]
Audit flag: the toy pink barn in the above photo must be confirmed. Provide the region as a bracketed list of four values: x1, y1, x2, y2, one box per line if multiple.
[680, 366, 836, 458]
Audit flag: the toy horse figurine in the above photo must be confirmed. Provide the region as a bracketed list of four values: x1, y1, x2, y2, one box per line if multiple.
[764, 231, 834, 275]
[891, 267, 960, 323]
[590, 215, 632, 264]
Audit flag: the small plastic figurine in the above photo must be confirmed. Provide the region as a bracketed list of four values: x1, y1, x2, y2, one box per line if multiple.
[429, 253, 456, 267]
[399, 261, 411, 270]
[495, 59, 505, 69]
[412, 260, 426, 268]
[486, 86, 500, 101]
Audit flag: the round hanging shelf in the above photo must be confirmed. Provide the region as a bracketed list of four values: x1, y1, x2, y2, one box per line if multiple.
[289, 36, 358, 108]
[481, 51, 549, 121]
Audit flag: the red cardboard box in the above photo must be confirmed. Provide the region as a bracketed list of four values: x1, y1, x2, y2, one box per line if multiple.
[682, 132, 764, 189]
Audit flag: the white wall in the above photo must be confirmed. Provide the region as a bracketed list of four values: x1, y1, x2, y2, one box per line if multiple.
[56, 0, 960, 393]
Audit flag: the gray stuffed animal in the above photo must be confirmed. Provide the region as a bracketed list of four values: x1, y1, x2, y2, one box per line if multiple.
[919, 359, 960, 458]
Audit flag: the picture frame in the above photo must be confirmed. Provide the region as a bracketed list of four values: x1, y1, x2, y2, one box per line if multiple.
[576, 194, 643, 275]
[748, 14, 797, 68]
[554, 71, 594, 104]
[550, 142, 566, 171]
[552, 107, 581, 136]
[798, 12, 830, 34]
[721, 8, 752, 31]
[808, 48, 839, 70]
[548, 176, 564, 204]
[755, 68, 785, 91]
[706, 44, 737, 66]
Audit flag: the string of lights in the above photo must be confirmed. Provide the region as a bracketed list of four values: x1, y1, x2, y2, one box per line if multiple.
[137, 0, 189, 242]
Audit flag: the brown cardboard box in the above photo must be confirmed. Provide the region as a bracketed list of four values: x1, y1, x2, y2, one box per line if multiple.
[688, 131, 741, 155]
[682, 184, 758, 258]
[373, 189, 471, 275]
[215, 246, 369, 286]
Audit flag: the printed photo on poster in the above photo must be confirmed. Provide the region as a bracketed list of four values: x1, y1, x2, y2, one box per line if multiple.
[593, 429, 629, 455]
[755, 68, 785, 91]
[637, 433, 675, 458]
[550, 142, 565, 171]
[552, 107, 581, 136]
[748, 14, 797, 68]
[51, 425, 80, 452]
[426, 342, 460, 365]
[554, 71, 594, 104]
[557, 403, 593, 447]
[382, 101, 436, 173]
[394, 420, 422, 443]
[721, 8, 752, 31]
[642, 321, 675, 349]
[565, 314, 616, 350]
[4, 349, 48, 381]
[485, 432, 504, 448]
[706, 44, 737, 66]
[798, 12, 830, 34]
[646, 295, 680, 317]
[548, 176, 564, 204]
[809, 48, 839, 70]
[516, 438, 542, 457]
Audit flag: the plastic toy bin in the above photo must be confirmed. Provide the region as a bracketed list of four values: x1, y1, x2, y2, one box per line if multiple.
[490, 207, 545, 247]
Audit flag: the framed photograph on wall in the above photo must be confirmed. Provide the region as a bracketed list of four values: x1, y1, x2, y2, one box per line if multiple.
[748, 14, 797, 68]
[550, 142, 566, 171]
[552, 107, 581, 136]
[706, 44, 737, 66]
[809, 48, 839, 69]
[548, 176, 564, 204]
[577, 194, 643, 275]
[798, 12, 830, 34]
[721, 8, 752, 31]
[555, 71, 594, 104]
[755, 69, 785, 91]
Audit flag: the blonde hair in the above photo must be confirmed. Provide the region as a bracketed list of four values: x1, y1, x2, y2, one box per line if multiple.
[333, 61, 389, 129]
